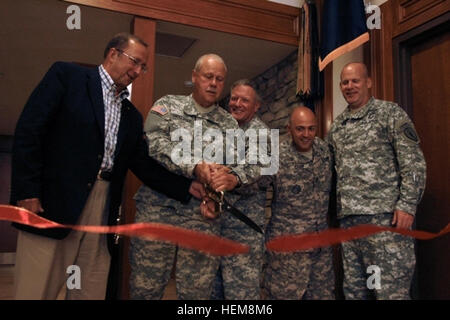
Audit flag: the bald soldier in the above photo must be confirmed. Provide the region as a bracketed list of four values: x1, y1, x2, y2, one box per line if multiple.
[326, 62, 426, 299]
[263, 106, 335, 299]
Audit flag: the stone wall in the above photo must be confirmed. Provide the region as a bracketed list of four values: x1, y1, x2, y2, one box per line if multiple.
[252, 49, 302, 137]
[220, 49, 302, 138]
[247, 50, 302, 218]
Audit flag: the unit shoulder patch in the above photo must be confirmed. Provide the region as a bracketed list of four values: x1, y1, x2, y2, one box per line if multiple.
[398, 121, 419, 143]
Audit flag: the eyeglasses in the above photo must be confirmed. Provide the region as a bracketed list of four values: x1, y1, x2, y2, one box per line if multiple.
[115, 48, 148, 73]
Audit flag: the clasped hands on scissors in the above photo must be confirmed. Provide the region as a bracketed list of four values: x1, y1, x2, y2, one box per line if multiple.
[192, 162, 240, 219]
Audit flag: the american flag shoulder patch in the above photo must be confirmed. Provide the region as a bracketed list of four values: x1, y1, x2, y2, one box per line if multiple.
[151, 105, 168, 116]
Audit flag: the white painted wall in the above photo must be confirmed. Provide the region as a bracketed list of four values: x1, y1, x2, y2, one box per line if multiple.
[332, 0, 388, 119]
[268, 0, 388, 9]
[365, 0, 388, 6]
[332, 48, 364, 119]
[267, 0, 388, 9]
[266, 0, 302, 7]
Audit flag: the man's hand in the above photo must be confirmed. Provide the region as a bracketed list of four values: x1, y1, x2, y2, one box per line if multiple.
[392, 210, 414, 229]
[200, 197, 220, 219]
[194, 162, 211, 184]
[17, 198, 44, 214]
[189, 180, 206, 199]
[209, 164, 231, 175]
[209, 165, 239, 192]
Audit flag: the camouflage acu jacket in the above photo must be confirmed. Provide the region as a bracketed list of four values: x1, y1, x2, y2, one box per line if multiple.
[327, 97, 426, 217]
[134, 94, 259, 212]
[267, 137, 332, 239]
[225, 115, 275, 230]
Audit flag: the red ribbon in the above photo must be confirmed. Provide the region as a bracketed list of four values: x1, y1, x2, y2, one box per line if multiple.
[0, 205, 248, 256]
[266, 223, 450, 252]
[2, 204, 449, 254]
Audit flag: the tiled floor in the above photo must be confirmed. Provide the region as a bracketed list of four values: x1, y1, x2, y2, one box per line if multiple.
[0, 264, 176, 300]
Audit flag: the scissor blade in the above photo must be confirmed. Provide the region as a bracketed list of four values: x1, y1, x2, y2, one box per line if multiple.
[222, 199, 263, 234]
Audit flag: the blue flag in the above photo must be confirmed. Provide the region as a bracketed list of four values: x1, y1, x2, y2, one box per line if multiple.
[319, 0, 369, 71]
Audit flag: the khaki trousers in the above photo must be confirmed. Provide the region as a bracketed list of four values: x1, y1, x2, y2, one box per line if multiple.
[14, 179, 111, 300]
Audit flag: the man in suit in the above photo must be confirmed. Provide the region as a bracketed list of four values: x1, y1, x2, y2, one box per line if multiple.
[11, 33, 203, 300]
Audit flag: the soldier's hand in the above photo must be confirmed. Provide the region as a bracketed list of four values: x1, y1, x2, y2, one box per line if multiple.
[194, 162, 211, 184]
[17, 198, 44, 214]
[200, 197, 220, 219]
[392, 210, 414, 229]
[210, 170, 239, 192]
[209, 164, 231, 175]
[189, 180, 206, 199]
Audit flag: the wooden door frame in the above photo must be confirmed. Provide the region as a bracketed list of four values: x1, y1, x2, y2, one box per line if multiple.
[393, 11, 450, 118]
[0, 136, 16, 264]
[63, 0, 300, 46]
[393, 16, 449, 299]
[367, 0, 450, 103]
[113, 17, 157, 300]
[390, 9, 449, 300]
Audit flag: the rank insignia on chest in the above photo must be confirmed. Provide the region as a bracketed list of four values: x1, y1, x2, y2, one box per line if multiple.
[151, 105, 168, 116]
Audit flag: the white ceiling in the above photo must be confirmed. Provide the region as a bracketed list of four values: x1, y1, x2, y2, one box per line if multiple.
[0, 0, 296, 135]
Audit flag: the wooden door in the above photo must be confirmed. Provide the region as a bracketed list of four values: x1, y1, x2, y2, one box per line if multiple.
[411, 29, 450, 300]
[392, 15, 450, 299]
[370, 1, 450, 300]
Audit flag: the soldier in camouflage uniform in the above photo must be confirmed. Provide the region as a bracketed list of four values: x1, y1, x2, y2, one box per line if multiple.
[326, 62, 426, 300]
[210, 80, 274, 300]
[129, 54, 259, 300]
[263, 106, 335, 299]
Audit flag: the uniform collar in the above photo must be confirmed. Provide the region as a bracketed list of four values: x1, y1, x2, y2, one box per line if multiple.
[340, 96, 375, 122]
[183, 94, 234, 126]
[239, 116, 259, 130]
[183, 94, 216, 116]
[289, 137, 318, 164]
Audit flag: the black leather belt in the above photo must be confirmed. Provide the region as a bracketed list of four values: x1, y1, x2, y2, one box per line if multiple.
[97, 169, 112, 181]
